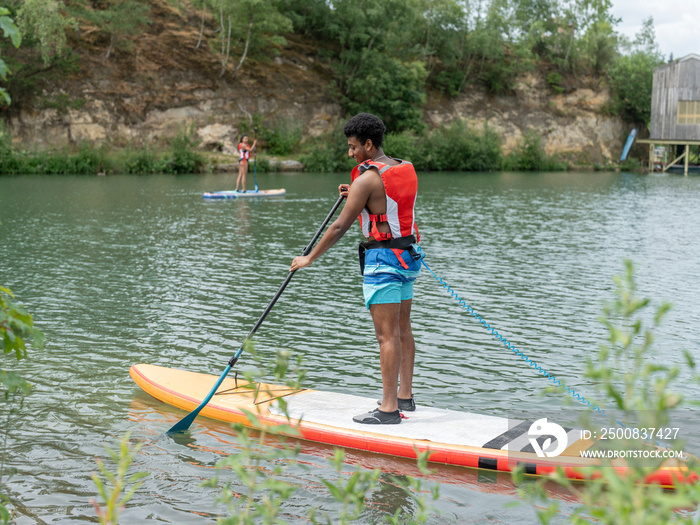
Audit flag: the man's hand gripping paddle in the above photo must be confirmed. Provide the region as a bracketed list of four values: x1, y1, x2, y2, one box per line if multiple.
[167, 195, 345, 434]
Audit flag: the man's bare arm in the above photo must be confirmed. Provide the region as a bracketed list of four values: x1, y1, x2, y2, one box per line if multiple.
[290, 173, 380, 270]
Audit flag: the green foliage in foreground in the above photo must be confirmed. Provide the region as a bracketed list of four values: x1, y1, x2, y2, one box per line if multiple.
[94, 261, 698, 523]
[1, 284, 43, 398]
[83, 342, 440, 523]
[0, 6, 21, 105]
[91, 433, 148, 525]
[515, 260, 700, 524]
[198, 343, 441, 524]
[1, 267, 44, 524]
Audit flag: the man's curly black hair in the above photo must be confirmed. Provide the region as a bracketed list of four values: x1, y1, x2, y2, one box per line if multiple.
[342, 113, 386, 149]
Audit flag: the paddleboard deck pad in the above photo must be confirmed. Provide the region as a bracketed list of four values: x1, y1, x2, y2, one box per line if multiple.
[130, 364, 693, 487]
[203, 189, 286, 199]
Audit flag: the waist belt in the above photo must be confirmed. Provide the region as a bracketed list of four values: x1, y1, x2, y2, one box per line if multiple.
[358, 235, 419, 276]
[359, 235, 416, 251]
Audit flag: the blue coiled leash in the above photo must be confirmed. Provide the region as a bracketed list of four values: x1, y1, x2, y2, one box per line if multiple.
[417, 252, 671, 446]
[419, 257, 606, 415]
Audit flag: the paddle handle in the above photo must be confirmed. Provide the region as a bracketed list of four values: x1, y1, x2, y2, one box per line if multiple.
[228, 194, 345, 367]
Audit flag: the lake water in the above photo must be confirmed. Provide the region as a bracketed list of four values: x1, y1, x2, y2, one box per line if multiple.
[1, 170, 699, 523]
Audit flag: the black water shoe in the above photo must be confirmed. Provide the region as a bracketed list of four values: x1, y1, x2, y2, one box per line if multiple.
[353, 408, 401, 425]
[376, 396, 416, 412]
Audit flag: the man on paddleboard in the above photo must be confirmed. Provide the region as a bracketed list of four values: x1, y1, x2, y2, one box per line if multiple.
[290, 113, 423, 425]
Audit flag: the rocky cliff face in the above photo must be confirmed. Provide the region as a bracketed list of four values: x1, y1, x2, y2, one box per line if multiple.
[6, 1, 626, 166]
[425, 72, 625, 164]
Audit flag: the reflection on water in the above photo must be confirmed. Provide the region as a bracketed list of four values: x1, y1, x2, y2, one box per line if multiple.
[1, 170, 699, 523]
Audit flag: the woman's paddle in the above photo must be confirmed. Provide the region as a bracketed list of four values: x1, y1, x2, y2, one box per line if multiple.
[253, 126, 259, 192]
[167, 195, 345, 434]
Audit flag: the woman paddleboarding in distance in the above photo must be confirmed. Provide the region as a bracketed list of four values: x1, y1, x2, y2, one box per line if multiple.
[234, 133, 257, 192]
[290, 112, 424, 425]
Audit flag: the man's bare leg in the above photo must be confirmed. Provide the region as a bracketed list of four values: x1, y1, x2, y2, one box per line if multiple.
[397, 298, 414, 400]
[369, 302, 401, 413]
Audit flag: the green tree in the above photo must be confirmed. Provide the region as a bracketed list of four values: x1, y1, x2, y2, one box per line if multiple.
[420, 119, 502, 171]
[629, 15, 661, 56]
[230, 0, 292, 78]
[513, 0, 558, 34]
[578, 19, 618, 75]
[471, 0, 527, 94]
[72, 0, 150, 60]
[322, 0, 430, 131]
[0, 6, 20, 104]
[16, 0, 74, 64]
[341, 53, 427, 133]
[207, 0, 291, 78]
[516, 0, 619, 76]
[607, 18, 664, 126]
[412, 0, 470, 94]
[607, 52, 660, 126]
[0, 0, 76, 108]
[276, 0, 330, 38]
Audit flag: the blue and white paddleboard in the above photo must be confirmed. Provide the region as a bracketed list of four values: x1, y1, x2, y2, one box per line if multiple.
[203, 189, 286, 199]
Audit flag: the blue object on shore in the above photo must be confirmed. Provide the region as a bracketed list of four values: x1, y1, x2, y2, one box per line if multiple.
[620, 128, 637, 162]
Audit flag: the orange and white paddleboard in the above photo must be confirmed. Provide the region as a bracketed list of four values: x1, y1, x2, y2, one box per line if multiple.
[130, 363, 695, 488]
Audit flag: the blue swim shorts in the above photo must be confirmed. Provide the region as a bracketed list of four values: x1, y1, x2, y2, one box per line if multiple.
[362, 247, 422, 309]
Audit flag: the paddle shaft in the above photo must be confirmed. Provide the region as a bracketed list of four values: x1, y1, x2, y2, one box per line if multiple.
[167, 195, 344, 434]
[229, 194, 344, 365]
[253, 127, 259, 192]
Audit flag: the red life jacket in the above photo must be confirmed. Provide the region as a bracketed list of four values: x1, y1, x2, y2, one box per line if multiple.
[350, 159, 420, 242]
[238, 142, 250, 161]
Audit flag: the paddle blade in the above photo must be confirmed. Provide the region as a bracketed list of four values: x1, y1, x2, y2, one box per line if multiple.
[167, 409, 200, 434]
[166, 364, 232, 435]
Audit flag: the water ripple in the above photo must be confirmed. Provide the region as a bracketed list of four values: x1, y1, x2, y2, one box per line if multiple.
[1, 171, 699, 523]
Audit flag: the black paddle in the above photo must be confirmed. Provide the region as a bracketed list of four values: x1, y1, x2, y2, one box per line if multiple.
[167, 194, 345, 434]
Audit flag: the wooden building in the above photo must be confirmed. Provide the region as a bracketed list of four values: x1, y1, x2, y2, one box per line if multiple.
[638, 53, 700, 175]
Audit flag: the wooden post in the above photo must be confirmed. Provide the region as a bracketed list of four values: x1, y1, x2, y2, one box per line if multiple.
[685, 143, 690, 176]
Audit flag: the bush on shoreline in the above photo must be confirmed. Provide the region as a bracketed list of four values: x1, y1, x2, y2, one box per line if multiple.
[503, 130, 569, 172]
[0, 125, 206, 176]
[1, 120, 573, 175]
[359, 120, 566, 173]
